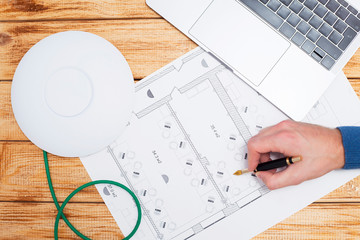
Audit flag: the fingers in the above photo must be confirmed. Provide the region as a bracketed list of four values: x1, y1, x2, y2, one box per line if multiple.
[248, 152, 269, 171]
[259, 153, 271, 163]
[247, 122, 303, 171]
[247, 120, 332, 190]
[248, 131, 295, 169]
[256, 166, 303, 190]
[247, 120, 304, 185]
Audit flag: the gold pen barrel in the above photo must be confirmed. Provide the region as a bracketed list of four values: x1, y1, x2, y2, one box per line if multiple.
[291, 156, 302, 163]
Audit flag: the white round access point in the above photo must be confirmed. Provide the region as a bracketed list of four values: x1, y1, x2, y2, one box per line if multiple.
[11, 31, 135, 157]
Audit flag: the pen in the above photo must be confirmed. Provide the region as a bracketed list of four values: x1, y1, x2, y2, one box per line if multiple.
[233, 156, 302, 176]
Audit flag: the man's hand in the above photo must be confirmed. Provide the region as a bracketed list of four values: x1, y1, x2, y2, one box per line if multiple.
[247, 120, 345, 190]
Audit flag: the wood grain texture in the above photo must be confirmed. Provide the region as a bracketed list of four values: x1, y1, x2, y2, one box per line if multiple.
[344, 50, 360, 79]
[0, 0, 159, 20]
[0, 202, 124, 239]
[0, 82, 26, 140]
[1, 142, 360, 203]
[0, 202, 359, 239]
[0, 19, 196, 80]
[1, 19, 360, 81]
[0, 142, 103, 202]
[349, 79, 360, 98]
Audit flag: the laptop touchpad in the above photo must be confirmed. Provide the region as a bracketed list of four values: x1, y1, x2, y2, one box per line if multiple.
[189, 0, 290, 86]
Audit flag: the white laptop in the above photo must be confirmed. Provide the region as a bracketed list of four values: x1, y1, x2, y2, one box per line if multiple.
[146, 0, 360, 120]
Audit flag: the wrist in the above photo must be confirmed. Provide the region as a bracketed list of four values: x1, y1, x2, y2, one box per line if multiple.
[333, 128, 345, 169]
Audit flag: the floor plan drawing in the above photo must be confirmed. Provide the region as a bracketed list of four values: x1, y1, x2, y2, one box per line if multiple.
[81, 48, 360, 240]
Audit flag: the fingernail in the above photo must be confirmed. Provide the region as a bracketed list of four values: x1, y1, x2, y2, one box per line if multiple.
[255, 172, 261, 179]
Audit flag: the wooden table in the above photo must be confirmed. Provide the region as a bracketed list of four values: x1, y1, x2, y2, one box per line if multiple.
[0, 1, 360, 239]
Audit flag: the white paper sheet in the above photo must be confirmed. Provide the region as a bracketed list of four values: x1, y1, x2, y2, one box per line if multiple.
[81, 48, 360, 240]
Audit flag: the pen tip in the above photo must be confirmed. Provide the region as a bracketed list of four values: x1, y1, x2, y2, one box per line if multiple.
[233, 170, 243, 176]
[233, 169, 250, 176]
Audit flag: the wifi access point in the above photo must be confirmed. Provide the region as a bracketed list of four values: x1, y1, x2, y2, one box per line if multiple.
[11, 31, 135, 157]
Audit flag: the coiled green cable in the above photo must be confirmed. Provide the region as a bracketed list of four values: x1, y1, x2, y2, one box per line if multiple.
[43, 151, 142, 239]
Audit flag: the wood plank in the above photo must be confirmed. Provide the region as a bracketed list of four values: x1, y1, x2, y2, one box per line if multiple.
[1, 142, 360, 203]
[0, 19, 197, 80]
[0, 202, 359, 239]
[344, 50, 360, 79]
[0, 81, 26, 140]
[0, 202, 123, 239]
[0, 142, 103, 203]
[1, 20, 360, 81]
[0, 0, 159, 21]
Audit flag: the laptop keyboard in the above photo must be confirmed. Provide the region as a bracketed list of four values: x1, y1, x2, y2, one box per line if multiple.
[238, 0, 360, 70]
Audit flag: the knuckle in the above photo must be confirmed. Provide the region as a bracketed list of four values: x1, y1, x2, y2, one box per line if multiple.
[277, 119, 294, 129]
[266, 182, 277, 190]
[277, 129, 297, 142]
[247, 138, 257, 150]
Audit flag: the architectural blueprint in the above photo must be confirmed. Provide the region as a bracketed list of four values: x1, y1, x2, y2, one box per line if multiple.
[81, 48, 360, 240]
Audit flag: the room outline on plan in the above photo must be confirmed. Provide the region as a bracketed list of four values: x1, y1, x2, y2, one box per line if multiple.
[103, 48, 284, 240]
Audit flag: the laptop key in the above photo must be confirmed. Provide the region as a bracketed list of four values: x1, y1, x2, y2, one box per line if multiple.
[260, 0, 269, 4]
[307, 28, 321, 42]
[338, 0, 348, 8]
[309, 15, 323, 29]
[329, 30, 343, 44]
[291, 32, 306, 46]
[304, 0, 318, 11]
[279, 0, 292, 6]
[239, 0, 284, 29]
[319, 0, 328, 4]
[290, 0, 303, 14]
[317, 36, 342, 59]
[319, 22, 333, 36]
[326, 0, 340, 13]
[297, 21, 311, 35]
[321, 55, 336, 69]
[339, 27, 357, 50]
[345, 14, 360, 32]
[268, 0, 281, 11]
[287, 13, 301, 27]
[314, 4, 328, 18]
[311, 51, 324, 62]
[299, 8, 313, 21]
[336, 6, 350, 20]
[314, 47, 326, 58]
[348, 5, 358, 16]
[324, 12, 338, 26]
[334, 19, 347, 33]
[278, 6, 291, 19]
[280, 22, 296, 38]
[302, 40, 316, 54]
